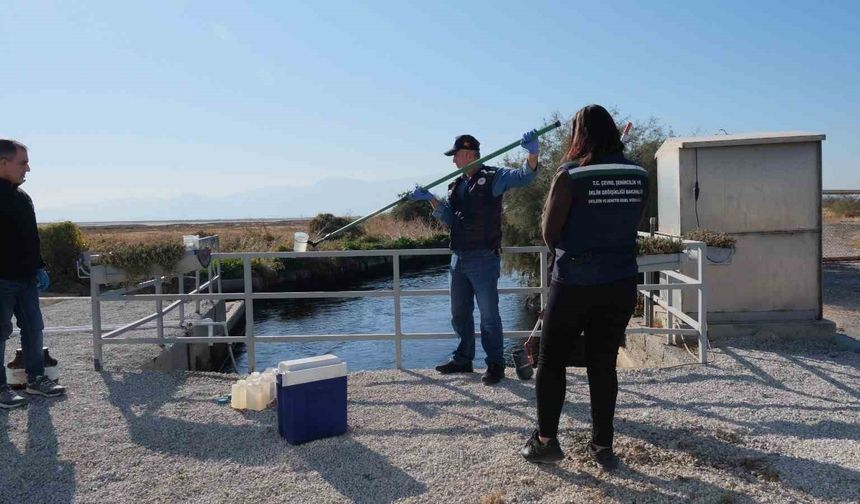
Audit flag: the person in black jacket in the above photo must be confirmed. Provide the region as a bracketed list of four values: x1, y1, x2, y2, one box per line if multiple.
[0, 139, 65, 409]
[520, 106, 648, 469]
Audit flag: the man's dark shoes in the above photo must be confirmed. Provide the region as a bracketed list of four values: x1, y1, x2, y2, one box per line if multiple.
[481, 363, 505, 385]
[435, 360, 473, 374]
[587, 442, 619, 471]
[0, 385, 27, 409]
[521, 430, 564, 463]
[25, 376, 65, 398]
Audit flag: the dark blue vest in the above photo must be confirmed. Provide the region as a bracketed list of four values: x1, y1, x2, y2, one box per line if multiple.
[448, 166, 502, 251]
[553, 155, 648, 285]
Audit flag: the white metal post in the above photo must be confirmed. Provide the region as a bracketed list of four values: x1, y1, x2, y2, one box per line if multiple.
[154, 278, 164, 347]
[393, 252, 402, 369]
[243, 257, 255, 372]
[216, 260, 222, 294]
[666, 274, 675, 346]
[696, 244, 708, 364]
[90, 273, 103, 371]
[178, 273, 185, 326]
[194, 270, 201, 314]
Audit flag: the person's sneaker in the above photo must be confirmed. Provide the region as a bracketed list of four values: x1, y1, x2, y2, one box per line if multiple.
[25, 376, 66, 398]
[587, 442, 619, 471]
[520, 430, 565, 463]
[435, 360, 474, 374]
[481, 363, 505, 385]
[0, 385, 27, 409]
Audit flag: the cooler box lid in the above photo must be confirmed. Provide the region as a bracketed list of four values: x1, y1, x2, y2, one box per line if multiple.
[280, 362, 347, 387]
[278, 354, 342, 373]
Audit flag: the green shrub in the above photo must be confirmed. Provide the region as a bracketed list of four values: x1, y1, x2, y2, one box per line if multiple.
[683, 228, 736, 249]
[218, 258, 245, 279]
[340, 233, 448, 250]
[96, 241, 184, 285]
[308, 213, 364, 240]
[636, 236, 684, 256]
[39, 221, 87, 289]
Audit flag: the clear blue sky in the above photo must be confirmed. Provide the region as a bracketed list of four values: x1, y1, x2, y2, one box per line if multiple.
[3, 0, 859, 218]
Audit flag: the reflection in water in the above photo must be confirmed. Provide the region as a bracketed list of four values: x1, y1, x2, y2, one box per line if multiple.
[235, 265, 538, 372]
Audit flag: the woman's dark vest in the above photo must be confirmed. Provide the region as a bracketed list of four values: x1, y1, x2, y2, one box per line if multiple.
[554, 155, 648, 285]
[448, 166, 502, 251]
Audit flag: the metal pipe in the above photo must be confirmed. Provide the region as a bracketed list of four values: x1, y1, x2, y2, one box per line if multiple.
[178, 273, 185, 326]
[90, 273, 102, 371]
[393, 252, 402, 369]
[155, 279, 164, 347]
[243, 257, 256, 372]
[310, 121, 562, 246]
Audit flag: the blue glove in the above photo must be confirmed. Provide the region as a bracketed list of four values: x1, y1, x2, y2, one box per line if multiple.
[521, 129, 539, 154]
[408, 185, 434, 202]
[36, 268, 50, 291]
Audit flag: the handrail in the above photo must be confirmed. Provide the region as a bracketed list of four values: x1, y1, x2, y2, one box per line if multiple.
[86, 241, 708, 371]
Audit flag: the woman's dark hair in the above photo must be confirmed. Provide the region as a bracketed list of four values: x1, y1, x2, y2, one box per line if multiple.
[561, 104, 623, 166]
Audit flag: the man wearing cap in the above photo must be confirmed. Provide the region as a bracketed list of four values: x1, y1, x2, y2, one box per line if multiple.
[408, 130, 540, 385]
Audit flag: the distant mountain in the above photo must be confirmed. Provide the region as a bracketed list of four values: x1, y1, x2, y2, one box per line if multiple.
[38, 177, 425, 222]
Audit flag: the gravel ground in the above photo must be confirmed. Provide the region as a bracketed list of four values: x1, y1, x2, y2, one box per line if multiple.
[823, 220, 860, 259]
[2, 294, 859, 503]
[824, 261, 860, 341]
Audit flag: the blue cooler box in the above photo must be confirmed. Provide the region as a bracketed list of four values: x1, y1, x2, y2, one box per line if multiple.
[276, 355, 347, 445]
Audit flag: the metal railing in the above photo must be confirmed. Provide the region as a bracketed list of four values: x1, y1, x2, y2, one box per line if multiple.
[87, 238, 709, 371]
[87, 236, 224, 370]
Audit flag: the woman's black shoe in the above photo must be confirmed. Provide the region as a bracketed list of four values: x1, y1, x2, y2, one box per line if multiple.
[587, 442, 619, 471]
[520, 430, 564, 463]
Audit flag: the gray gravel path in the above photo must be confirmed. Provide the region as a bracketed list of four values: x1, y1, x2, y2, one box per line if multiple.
[823, 220, 860, 259]
[1, 293, 859, 503]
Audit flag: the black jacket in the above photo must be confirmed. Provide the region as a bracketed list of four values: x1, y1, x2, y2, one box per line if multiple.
[545, 153, 649, 285]
[0, 179, 44, 282]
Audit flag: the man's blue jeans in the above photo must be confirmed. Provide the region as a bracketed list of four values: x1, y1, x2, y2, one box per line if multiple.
[449, 250, 504, 367]
[0, 278, 45, 386]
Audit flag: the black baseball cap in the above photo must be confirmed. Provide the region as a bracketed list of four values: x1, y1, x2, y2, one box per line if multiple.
[444, 134, 480, 156]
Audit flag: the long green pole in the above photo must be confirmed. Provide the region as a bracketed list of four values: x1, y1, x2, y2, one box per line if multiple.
[310, 120, 562, 247]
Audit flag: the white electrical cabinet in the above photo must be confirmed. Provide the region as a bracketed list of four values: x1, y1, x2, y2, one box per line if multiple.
[656, 132, 825, 324]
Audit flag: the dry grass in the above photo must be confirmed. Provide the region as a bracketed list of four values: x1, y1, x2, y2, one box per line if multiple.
[361, 214, 445, 240]
[82, 220, 308, 252]
[81, 215, 443, 253]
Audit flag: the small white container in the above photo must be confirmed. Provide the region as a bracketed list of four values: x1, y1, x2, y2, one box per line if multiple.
[262, 368, 278, 403]
[183, 235, 200, 251]
[293, 232, 309, 252]
[245, 378, 268, 411]
[231, 379, 247, 410]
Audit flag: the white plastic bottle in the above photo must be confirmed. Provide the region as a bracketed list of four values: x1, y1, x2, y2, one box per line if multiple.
[231, 380, 247, 410]
[245, 377, 267, 411]
[262, 368, 277, 404]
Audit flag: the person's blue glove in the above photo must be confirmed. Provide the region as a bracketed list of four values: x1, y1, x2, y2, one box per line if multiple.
[408, 185, 434, 202]
[36, 268, 50, 291]
[521, 129, 540, 154]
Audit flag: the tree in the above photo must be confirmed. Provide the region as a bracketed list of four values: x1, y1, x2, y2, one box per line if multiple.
[391, 193, 436, 224]
[39, 221, 88, 292]
[308, 213, 364, 240]
[500, 110, 673, 282]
